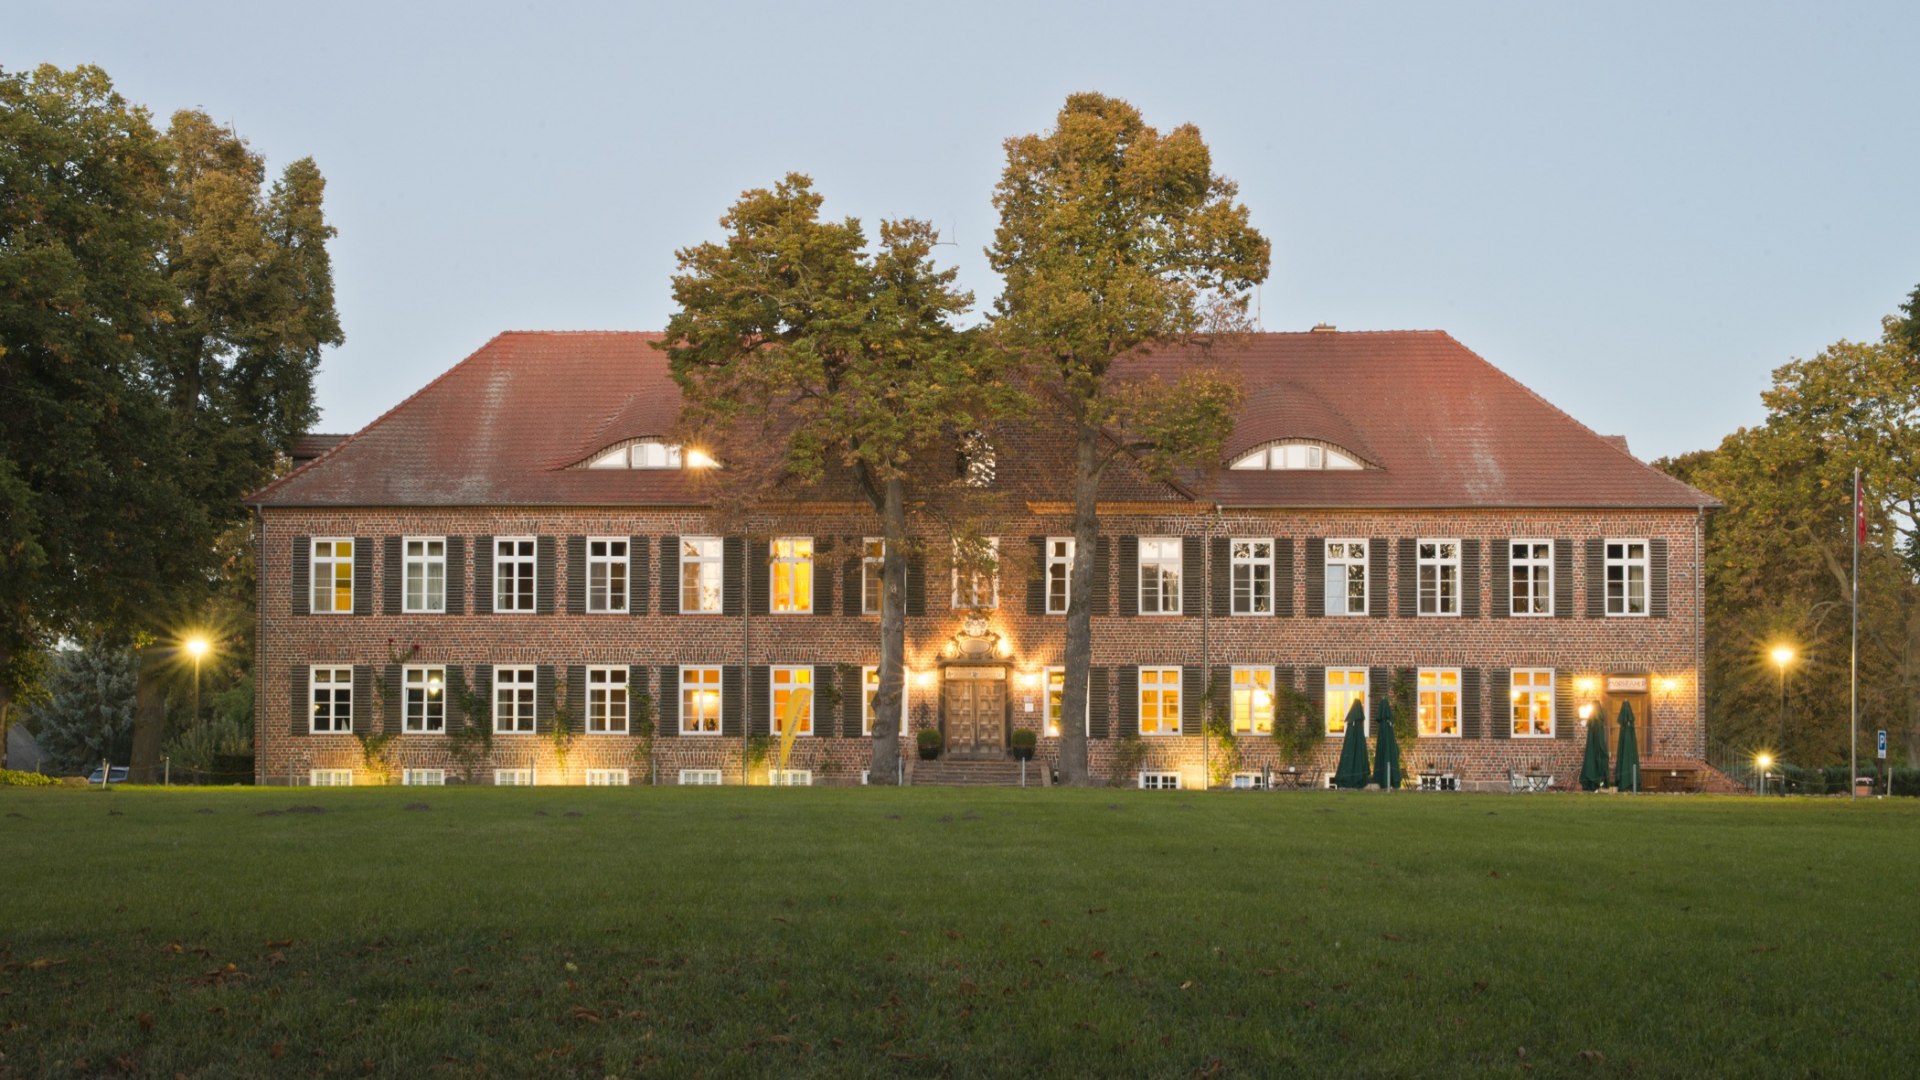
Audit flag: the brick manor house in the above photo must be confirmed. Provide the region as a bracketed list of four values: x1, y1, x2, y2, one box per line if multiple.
[250, 328, 1717, 789]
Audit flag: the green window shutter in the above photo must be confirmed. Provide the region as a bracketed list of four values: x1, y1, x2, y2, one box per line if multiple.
[630, 536, 650, 615]
[1489, 669, 1511, 739]
[905, 553, 926, 616]
[1460, 668, 1482, 739]
[1274, 538, 1294, 617]
[1181, 538, 1203, 618]
[383, 536, 404, 614]
[1459, 539, 1481, 619]
[1118, 537, 1139, 617]
[290, 665, 309, 738]
[1117, 667, 1139, 736]
[1302, 666, 1325, 734]
[473, 536, 494, 614]
[535, 665, 555, 735]
[1367, 540, 1388, 618]
[1026, 536, 1046, 615]
[445, 666, 466, 731]
[1555, 670, 1575, 739]
[1583, 539, 1605, 618]
[1181, 666, 1204, 734]
[722, 536, 745, 616]
[535, 536, 557, 614]
[842, 547, 862, 617]
[811, 665, 836, 735]
[565, 666, 586, 738]
[445, 538, 466, 614]
[1088, 666, 1110, 738]
[840, 664, 864, 737]
[657, 666, 679, 737]
[721, 665, 743, 737]
[1555, 541, 1576, 619]
[1396, 538, 1418, 618]
[1209, 538, 1230, 617]
[353, 666, 375, 737]
[1490, 540, 1510, 618]
[1303, 538, 1325, 618]
[750, 538, 771, 616]
[353, 537, 373, 616]
[1650, 539, 1670, 618]
[383, 664, 402, 735]
[1090, 537, 1111, 616]
[747, 666, 770, 737]
[291, 536, 311, 616]
[566, 536, 587, 614]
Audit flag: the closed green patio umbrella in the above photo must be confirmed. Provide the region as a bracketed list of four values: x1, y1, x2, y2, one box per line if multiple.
[1579, 713, 1611, 791]
[1614, 701, 1641, 793]
[1371, 696, 1401, 790]
[1333, 699, 1370, 789]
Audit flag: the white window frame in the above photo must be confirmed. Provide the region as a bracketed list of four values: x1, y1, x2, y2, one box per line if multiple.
[1510, 539, 1553, 617]
[402, 768, 446, 786]
[1417, 539, 1460, 617]
[1510, 668, 1555, 738]
[860, 666, 908, 736]
[861, 538, 884, 615]
[1138, 538, 1182, 615]
[679, 536, 724, 614]
[585, 536, 629, 613]
[771, 536, 813, 614]
[770, 665, 814, 738]
[769, 768, 813, 786]
[1605, 539, 1650, 617]
[679, 665, 723, 736]
[1230, 665, 1274, 735]
[309, 665, 354, 734]
[585, 768, 630, 786]
[1230, 539, 1274, 616]
[1325, 667, 1369, 736]
[1230, 772, 1267, 789]
[951, 537, 1000, 609]
[679, 768, 724, 786]
[493, 536, 537, 613]
[1324, 539, 1368, 616]
[1138, 665, 1182, 736]
[403, 536, 446, 613]
[1043, 666, 1090, 738]
[494, 768, 533, 786]
[310, 537, 355, 614]
[1138, 770, 1181, 790]
[309, 768, 353, 787]
[403, 665, 446, 734]
[493, 665, 536, 735]
[1417, 667, 1462, 738]
[1045, 537, 1074, 614]
[586, 666, 629, 734]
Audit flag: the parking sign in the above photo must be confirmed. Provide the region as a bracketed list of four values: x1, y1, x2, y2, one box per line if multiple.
[1877, 730, 1887, 760]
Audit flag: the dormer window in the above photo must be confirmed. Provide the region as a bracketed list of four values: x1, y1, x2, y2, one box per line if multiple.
[584, 440, 716, 470]
[1229, 440, 1363, 471]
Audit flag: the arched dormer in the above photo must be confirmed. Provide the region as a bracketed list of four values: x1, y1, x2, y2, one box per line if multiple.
[579, 438, 717, 470]
[1228, 439, 1366, 471]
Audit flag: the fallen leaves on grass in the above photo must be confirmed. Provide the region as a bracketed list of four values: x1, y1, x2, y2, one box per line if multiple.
[1579, 1049, 1605, 1064]
[567, 1006, 602, 1024]
[136, 1013, 153, 1032]
[1382, 933, 1404, 942]
[25, 957, 66, 971]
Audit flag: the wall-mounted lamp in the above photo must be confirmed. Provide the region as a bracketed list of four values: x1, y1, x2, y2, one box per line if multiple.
[913, 670, 936, 689]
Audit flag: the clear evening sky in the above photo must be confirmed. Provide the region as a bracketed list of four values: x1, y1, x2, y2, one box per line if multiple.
[11, 1, 1917, 462]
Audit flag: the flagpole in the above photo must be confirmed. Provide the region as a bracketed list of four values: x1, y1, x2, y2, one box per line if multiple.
[1851, 467, 1860, 801]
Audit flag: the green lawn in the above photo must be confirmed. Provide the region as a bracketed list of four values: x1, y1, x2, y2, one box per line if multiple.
[1, 787, 1915, 1078]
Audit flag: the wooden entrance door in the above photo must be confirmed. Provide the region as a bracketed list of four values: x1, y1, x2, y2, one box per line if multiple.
[942, 667, 1006, 758]
[1601, 675, 1652, 770]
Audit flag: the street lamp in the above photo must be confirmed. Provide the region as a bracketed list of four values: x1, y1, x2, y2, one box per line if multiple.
[184, 634, 211, 728]
[1769, 645, 1795, 747]
[1756, 753, 1773, 796]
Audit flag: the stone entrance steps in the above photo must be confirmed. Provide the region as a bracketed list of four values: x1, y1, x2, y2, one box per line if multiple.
[910, 758, 1036, 787]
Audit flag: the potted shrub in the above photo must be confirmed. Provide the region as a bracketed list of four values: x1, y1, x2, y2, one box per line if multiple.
[1010, 728, 1036, 761]
[917, 728, 943, 761]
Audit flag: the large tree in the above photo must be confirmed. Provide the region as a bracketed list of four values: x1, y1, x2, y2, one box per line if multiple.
[659, 174, 1009, 782]
[986, 94, 1269, 785]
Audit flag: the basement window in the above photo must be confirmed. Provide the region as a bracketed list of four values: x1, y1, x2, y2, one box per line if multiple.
[679, 769, 724, 786]
[1138, 770, 1181, 790]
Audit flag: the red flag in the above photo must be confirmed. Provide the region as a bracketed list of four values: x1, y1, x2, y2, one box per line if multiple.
[1856, 473, 1867, 544]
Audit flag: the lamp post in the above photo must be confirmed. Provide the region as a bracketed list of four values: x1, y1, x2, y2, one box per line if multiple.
[1756, 753, 1773, 796]
[1769, 645, 1795, 749]
[185, 635, 210, 730]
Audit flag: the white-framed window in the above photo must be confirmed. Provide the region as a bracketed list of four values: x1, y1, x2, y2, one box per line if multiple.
[1230, 666, 1274, 734]
[680, 536, 723, 614]
[1043, 666, 1090, 737]
[403, 537, 446, 613]
[1229, 441, 1364, 470]
[402, 768, 446, 786]
[771, 537, 813, 614]
[309, 665, 353, 734]
[1325, 667, 1368, 736]
[493, 665, 536, 734]
[951, 537, 999, 609]
[769, 769, 813, 786]
[1138, 770, 1181, 790]
[861, 666, 908, 736]
[1418, 540, 1460, 616]
[403, 666, 446, 733]
[1510, 540, 1553, 616]
[679, 666, 723, 735]
[589, 440, 683, 469]
[1511, 668, 1555, 737]
[586, 666, 628, 734]
[1230, 772, 1267, 789]
[1605, 540, 1649, 616]
[679, 769, 724, 786]
[585, 768, 630, 786]
[861, 538, 884, 615]
[494, 536, 536, 612]
[310, 538, 354, 613]
[1045, 537, 1074, 614]
[586, 537, 629, 613]
[1138, 538, 1182, 614]
[1324, 540, 1368, 616]
[1417, 668, 1461, 738]
[771, 666, 813, 737]
[309, 768, 353, 787]
[494, 768, 533, 786]
[1230, 539, 1273, 615]
[1138, 666, 1182, 735]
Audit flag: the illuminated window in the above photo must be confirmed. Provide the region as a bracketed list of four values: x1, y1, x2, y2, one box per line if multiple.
[494, 537, 536, 612]
[1325, 668, 1368, 735]
[1324, 540, 1368, 616]
[1231, 666, 1274, 734]
[1045, 537, 1074, 614]
[1605, 540, 1649, 616]
[1511, 540, 1553, 616]
[861, 666, 907, 736]
[951, 537, 999, 609]
[1138, 666, 1182, 735]
[1417, 668, 1461, 737]
[1231, 539, 1273, 615]
[1138, 538, 1182, 614]
[402, 768, 445, 786]
[585, 769, 630, 786]
[586, 537, 628, 613]
[771, 537, 813, 614]
[493, 665, 535, 734]
[309, 769, 353, 787]
[310, 666, 353, 734]
[679, 537, 723, 613]
[771, 666, 813, 737]
[494, 769, 533, 786]
[1510, 669, 1554, 737]
[861, 538, 884, 615]
[587, 440, 687, 469]
[1418, 540, 1459, 616]
[1043, 666, 1089, 737]
[586, 666, 628, 734]
[680, 666, 722, 735]
[1229, 441, 1363, 470]
[311, 538, 354, 613]
[403, 666, 446, 733]
[403, 537, 445, 613]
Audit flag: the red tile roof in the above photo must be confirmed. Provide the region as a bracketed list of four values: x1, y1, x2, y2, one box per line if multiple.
[251, 330, 1716, 510]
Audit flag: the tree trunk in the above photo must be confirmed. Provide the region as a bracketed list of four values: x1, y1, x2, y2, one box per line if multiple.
[0, 640, 11, 771]
[129, 645, 170, 783]
[869, 476, 908, 784]
[1057, 419, 1102, 786]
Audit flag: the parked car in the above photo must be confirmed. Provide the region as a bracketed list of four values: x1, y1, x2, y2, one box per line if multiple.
[86, 766, 130, 786]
